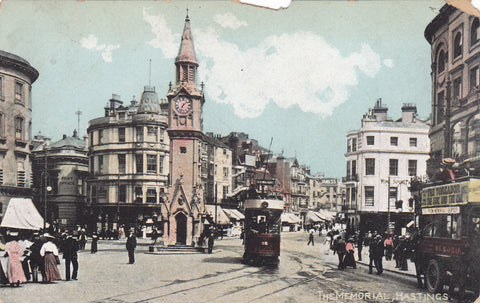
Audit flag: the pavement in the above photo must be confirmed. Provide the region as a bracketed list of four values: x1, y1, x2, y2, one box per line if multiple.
[355, 248, 417, 278]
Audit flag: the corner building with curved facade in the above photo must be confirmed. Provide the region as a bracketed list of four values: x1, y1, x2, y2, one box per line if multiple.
[87, 90, 170, 231]
[0, 50, 38, 217]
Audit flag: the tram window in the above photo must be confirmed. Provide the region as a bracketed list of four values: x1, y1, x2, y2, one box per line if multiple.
[446, 215, 452, 236]
[257, 215, 266, 224]
[471, 215, 480, 239]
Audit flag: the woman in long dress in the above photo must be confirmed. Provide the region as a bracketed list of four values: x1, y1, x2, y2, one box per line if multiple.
[5, 239, 27, 286]
[39, 235, 61, 282]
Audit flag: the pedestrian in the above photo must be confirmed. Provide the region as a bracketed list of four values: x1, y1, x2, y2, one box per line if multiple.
[384, 235, 393, 261]
[18, 234, 33, 281]
[40, 233, 61, 283]
[334, 235, 346, 270]
[126, 231, 137, 264]
[151, 228, 158, 245]
[207, 227, 215, 254]
[4, 232, 27, 287]
[344, 238, 356, 269]
[91, 232, 98, 254]
[357, 233, 364, 261]
[29, 234, 46, 282]
[79, 229, 87, 250]
[373, 235, 384, 274]
[63, 233, 79, 281]
[307, 230, 314, 246]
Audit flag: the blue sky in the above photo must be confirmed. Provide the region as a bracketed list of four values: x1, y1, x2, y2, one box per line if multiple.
[0, 0, 443, 177]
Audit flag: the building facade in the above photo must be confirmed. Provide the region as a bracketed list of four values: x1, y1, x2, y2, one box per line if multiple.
[344, 99, 430, 234]
[425, 5, 480, 174]
[87, 90, 170, 232]
[309, 176, 342, 211]
[32, 131, 88, 230]
[0, 50, 39, 217]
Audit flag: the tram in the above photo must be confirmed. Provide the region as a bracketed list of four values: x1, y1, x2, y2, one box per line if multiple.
[242, 194, 284, 266]
[416, 177, 480, 296]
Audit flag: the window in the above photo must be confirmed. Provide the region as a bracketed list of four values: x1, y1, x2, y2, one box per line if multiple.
[347, 139, 351, 153]
[351, 160, 357, 177]
[90, 133, 94, 147]
[147, 126, 157, 141]
[0, 77, 3, 99]
[15, 116, 24, 140]
[98, 155, 104, 173]
[17, 160, 25, 187]
[135, 187, 143, 203]
[390, 137, 398, 146]
[159, 156, 164, 173]
[453, 77, 462, 98]
[0, 112, 4, 137]
[366, 136, 375, 145]
[118, 112, 126, 119]
[98, 130, 103, 144]
[352, 138, 357, 152]
[346, 161, 351, 177]
[470, 66, 479, 91]
[365, 158, 375, 175]
[90, 156, 94, 173]
[118, 154, 126, 174]
[453, 32, 463, 58]
[472, 18, 480, 46]
[118, 128, 125, 142]
[159, 129, 165, 142]
[223, 185, 229, 199]
[14, 82, 23, 103]
[136, 154, 143, 173]
[119, 185, 126, 202]
[98, 186, 107, 199]
[91, 185, 97, 203]
[437, 91, 445, 124]
[389, 187, 398, 206]
[409, 137, 417, 147]
[223, 167, 229, 177]
[136, 126, 144, 141]
[389, 159, 398, 176]
[147, 155, 157, 173]
[365, 186, 374, 206]
[180, 147, 187, 153]
[146, 188, 157, 203]
[438, 49, 446, 73]
[408, 160, 417, 177]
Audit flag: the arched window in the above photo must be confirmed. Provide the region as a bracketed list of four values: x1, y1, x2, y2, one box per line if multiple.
[15, 116, 24, 140]
[467, 114, 480, 157]
[471, 18, 480, 46]
[452, 121, 465, 159]
[437, 48, 446, 73]
[453, 32, 463, 58]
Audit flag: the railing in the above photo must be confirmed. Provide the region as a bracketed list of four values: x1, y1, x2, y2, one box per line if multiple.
[342, 174, 358, 182]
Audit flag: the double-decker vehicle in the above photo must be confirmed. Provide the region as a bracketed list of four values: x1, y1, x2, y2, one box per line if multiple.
[242, 194, 284, 266]
[417, 177, 480, 296]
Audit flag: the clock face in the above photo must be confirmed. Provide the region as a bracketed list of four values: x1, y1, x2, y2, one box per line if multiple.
[175, 96, 192, 115]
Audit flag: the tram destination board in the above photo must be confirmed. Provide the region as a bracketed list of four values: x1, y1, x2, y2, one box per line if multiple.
[421, 179, 480, 207]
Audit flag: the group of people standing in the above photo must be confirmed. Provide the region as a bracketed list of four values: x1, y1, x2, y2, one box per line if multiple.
[325, 229, 415, 275]
[0, 230, 80, 287]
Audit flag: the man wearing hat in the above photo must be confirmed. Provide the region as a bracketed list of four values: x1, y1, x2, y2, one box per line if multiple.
[62, 233, 79, 281]
[437, 158, 457, 182]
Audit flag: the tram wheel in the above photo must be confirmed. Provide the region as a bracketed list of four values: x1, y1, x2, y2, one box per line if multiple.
[426, 259, 444, 293]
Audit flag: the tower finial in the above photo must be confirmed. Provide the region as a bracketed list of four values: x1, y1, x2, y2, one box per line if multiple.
[186, 8, 189, 21]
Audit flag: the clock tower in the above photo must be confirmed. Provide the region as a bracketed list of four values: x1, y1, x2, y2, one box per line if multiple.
[163, 13, 206, 246]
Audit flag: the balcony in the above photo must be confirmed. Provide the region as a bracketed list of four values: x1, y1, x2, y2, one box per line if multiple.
[342, 174, 358, 182]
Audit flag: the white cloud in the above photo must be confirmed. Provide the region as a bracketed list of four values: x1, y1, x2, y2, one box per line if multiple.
[194, 28, 384, 118]
[473, 0, 480, 11]
[214, 13, 248, 30]
[143, 8, 180, 58]
[239, 0, 291, 10]
[79, 34, 119, 63]
[383, 59, 394, 68]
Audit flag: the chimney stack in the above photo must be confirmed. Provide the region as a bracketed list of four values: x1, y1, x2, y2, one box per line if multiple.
[401, 103, 417, 123]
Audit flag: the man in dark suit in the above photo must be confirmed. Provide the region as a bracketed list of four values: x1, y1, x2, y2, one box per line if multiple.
[126, 231, 137, 264]
[63, 233, 79, 281]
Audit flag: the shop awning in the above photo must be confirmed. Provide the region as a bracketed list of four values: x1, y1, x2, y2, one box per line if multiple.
[305, 211, 324, 224]
[223, 209, 245, 220]
[0, 198, 44, 230]
[205, 205, 230, 225]
[281, 213, 301, 224]
[315, 209, 336, 221]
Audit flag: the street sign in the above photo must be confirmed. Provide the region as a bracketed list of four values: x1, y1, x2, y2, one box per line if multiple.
[256, 179, 275, 186]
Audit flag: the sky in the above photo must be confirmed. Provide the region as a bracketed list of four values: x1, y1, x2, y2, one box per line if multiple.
[0, 0, 444, 178]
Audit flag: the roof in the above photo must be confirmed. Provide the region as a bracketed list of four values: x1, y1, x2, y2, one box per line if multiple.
[175, 14, 198, 65]
[424, 4, 456, 44]
[49, 133, 85, 149]
[0, 50, 39, 82]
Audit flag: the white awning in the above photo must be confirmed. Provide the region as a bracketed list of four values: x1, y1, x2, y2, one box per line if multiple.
[0, 198, 44, 230]
[282, 213, 301, 224]
[205, 205, 230, 225]
[223, 209, 245, 220]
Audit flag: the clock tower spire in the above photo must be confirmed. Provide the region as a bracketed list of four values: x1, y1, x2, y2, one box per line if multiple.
[164, 12, 206, 246]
